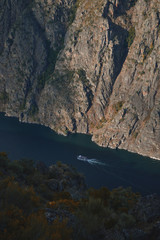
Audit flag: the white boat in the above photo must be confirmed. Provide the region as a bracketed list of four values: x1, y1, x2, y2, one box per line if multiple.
[77, 155, 106, 166]
[77, 155, 88, 161]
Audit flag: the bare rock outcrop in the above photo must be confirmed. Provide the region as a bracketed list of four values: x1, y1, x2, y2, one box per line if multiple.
[0, 0, 160, 159]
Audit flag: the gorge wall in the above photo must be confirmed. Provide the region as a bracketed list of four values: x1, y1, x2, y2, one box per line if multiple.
[0, 0, 160, 159]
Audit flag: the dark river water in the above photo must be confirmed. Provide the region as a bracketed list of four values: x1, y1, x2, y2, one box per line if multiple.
[0, 112, 160, 195]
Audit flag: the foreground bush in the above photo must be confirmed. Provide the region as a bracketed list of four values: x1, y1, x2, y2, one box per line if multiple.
[0, 153, 141, 240]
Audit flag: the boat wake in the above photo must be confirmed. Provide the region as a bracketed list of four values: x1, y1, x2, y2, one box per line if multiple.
[77, 156, 149, 193]
[77, 155, 106, 166]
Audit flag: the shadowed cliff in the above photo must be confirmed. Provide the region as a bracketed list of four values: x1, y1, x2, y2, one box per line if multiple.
[0, 0, 160, 159]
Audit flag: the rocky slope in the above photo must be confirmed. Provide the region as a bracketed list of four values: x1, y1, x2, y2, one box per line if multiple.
[0, 0, 160, 159]
[1, 153, 160, 240]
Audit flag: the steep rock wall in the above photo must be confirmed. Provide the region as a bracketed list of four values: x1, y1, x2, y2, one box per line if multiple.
[0, 0, 160, 159]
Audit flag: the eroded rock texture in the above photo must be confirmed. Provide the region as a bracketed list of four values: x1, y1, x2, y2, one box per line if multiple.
[0, 0, 160, 159]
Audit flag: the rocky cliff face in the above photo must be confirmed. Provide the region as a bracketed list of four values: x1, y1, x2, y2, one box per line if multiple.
[0, 0, 160, 159]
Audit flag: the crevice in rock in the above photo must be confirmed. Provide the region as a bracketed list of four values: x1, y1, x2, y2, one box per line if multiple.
[102, 1, 110, 18]
[107, 16, 129, 92]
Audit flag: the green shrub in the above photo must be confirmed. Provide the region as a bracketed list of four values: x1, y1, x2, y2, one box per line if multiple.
[68, 3, 78, 25]
[77, 69, 89, 86]
[0, 152, 10, 169]
[116, 212, 136, 229]
[50, 70, 74, 97]
[133, 131, 139, 138]
[75, 186, 139, 238]
[88, 187, 110, 206]
[0, 91, 9, 104]
[0, 208, 72, 240]
[19, 99, 26, 110]
[37, 40, 64, 91]
[0, 154, 141, 240]
[0, 179, 40, 214]
[143, 43, 154, 61]
[110, 187, 139, 212]
[113, 101, 124, 113]
[37, 183, 54, 201]
[127, 27, 135, 47]
[8, 160, 24, 176]
[28, 103, 39, 116]
[76, 197, 108, 238]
